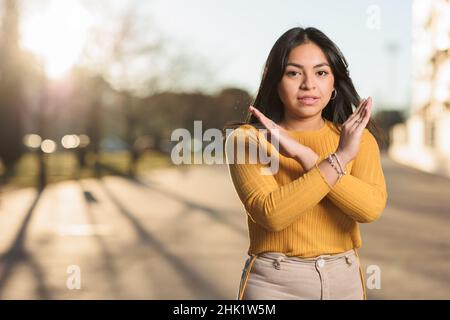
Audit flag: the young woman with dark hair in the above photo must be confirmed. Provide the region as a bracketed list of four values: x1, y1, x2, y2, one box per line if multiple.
[225, 27, 388, 300]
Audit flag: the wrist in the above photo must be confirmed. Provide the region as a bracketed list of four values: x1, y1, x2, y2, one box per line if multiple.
[335, 149, 350, 167]
[295, 148, 319, 171]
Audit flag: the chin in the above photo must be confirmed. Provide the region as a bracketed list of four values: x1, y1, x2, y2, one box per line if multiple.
[294, 105, 318, 113]
[295, 105, 324, 114]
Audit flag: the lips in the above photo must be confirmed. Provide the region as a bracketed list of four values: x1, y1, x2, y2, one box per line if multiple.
[297, 96, 319, 106]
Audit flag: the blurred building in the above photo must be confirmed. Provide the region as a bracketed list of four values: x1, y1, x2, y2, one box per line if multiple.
[389, 0, 450, 177]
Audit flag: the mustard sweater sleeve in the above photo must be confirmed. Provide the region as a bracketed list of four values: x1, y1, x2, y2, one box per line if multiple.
[326, 129, 388, 223]
[225, 125, 332, 232]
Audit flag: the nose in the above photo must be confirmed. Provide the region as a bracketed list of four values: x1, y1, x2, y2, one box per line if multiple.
[299, 72, 316, 90]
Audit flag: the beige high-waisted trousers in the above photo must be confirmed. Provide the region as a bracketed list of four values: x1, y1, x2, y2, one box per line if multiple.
[237, 248, 366, 300]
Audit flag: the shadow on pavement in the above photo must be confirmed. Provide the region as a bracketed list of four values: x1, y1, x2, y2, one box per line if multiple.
[77, 179, 124, 299]
[97, 177, 226, 299]
[99, 162, 247, 236]
[0, 189, 51, 299]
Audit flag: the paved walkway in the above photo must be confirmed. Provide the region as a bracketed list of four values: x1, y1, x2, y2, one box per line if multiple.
[0, 154, 448, 299]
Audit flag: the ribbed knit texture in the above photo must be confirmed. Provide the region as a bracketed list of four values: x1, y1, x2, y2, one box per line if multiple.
[225, 119, 388, 258]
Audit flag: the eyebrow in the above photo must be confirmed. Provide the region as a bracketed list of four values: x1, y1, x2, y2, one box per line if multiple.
[286, 62, 330, 69]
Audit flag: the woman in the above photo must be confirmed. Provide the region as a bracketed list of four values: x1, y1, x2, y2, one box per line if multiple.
[224, 27, 388, 300]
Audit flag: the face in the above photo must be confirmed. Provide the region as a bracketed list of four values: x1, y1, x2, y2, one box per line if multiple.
[277, 42, 335, 120]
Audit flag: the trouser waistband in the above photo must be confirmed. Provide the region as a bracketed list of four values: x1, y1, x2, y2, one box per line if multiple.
[255, 248, 357, 269]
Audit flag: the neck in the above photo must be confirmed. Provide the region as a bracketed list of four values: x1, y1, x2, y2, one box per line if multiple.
[279, 115, 325, 132]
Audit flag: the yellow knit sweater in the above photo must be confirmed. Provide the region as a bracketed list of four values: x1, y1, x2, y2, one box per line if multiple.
[225, 119, 388, 258]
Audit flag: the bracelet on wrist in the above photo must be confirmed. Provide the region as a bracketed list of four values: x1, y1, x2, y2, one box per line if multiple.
[332, 153, 347, 175]
[326, 153, 346, 180]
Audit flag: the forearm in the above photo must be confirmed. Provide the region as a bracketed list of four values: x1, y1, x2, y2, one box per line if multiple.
[327, 144, 387, 223]
[227, 129, 333, 232]
[327, 176, 387, 222]
[294, 147, 319, 171]
[295, 149, 348, 188]
[243, 166, 332, 231]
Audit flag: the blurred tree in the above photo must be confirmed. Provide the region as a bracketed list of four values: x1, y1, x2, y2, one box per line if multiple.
[79, 3, 164, 177]
[86, 76, 108, 177]
[137, 87, 252, 154]
[0, 0, 25, 178]
[69, 70, 111, 176]
[78, 2, 217, 175]
[213, 88, 252, 128]
[123, 91, 140, 177]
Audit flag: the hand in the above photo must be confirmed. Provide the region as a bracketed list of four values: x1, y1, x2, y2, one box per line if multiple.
[248, 105, 318, 167]
[336, 97, 372, 164]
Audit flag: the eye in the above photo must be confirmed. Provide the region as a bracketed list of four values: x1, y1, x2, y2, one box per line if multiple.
[317, 70, 329, 76]
[286, 70, 300, 77]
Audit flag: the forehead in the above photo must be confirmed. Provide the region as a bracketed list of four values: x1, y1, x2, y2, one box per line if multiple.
[287, 42, 329, 66]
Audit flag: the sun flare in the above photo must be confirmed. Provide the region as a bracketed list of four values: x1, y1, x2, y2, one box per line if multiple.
[21, 0, 92, 79]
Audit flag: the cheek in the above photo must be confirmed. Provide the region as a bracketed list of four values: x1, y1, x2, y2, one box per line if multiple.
[278, 78, 297, 98]
[317, 80, 333, 99]
[323, 76, 335, 94]
[277, 80, 288, 101]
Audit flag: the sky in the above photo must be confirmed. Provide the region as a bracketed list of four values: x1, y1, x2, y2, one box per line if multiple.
[20, 0, 413, 111]
[150, 0, 413, 111]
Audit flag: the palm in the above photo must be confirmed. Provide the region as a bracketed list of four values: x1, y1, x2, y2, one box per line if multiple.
[248, 106, 305, 159]
[336, 97, 373, 163]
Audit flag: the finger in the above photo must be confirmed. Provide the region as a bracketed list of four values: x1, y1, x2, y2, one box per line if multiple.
[343, 98, 366, 126]
[248, 107, 284, 150]
[249, 106, 270, 128]
[351, 99, 372, 130]
[249, 106, 279, 131]
[345, 97, 370, 127]
[362, 99, 372, 124]
[350, 98, 368, 119]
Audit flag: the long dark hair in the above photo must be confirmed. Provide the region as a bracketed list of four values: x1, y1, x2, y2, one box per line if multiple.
[224, 26, 386, 146]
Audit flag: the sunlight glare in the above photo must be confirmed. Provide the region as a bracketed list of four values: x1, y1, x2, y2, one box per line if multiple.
[21, 0, 92, 79]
